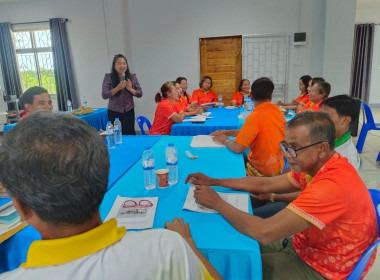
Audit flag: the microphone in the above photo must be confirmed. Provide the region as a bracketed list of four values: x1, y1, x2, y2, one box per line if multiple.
[121, 73, 126, 81]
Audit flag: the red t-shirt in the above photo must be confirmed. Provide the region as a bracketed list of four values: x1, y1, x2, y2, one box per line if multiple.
[178, 95, 190, 112]
[149, 99, 181, 135]
[295, 92, 309, 104]
[192, 89, 217, 106]
[287, 153, 378, 279]
[231, 91, 246, 106]
[299, 100, 323, 112]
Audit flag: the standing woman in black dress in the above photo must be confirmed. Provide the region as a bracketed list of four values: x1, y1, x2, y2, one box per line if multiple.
[102, 54, 143, 135]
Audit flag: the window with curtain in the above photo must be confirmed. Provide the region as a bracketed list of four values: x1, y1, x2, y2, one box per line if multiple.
[12, 28, 56, 94]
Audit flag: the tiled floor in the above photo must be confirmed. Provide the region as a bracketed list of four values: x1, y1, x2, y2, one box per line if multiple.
[353, 107, 380, 279]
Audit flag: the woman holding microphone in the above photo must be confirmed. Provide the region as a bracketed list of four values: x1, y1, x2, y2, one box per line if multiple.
[102, 54, 143, 135]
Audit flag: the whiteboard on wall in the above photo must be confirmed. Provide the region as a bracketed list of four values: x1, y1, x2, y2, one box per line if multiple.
[242, 34, 289, 102]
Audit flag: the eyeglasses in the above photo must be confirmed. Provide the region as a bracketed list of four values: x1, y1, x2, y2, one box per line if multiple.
[123, 199, 153, 209]
[279, 140, 324, 158]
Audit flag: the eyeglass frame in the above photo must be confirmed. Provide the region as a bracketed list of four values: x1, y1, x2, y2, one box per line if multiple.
[279, 140, 325, 158]
[123, 199, 153, 209]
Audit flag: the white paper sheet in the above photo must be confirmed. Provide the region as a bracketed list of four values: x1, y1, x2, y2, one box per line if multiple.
[190, 135, 226, 148]
[182, 115, 207, 122]
[105, 196, 158, 229]
[183, 185, 249, 213]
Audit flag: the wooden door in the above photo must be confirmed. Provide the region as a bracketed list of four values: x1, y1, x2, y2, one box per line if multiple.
[200, 36, 242, 105]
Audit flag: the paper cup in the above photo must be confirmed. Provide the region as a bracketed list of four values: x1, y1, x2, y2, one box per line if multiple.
[156, 169, 169, 188]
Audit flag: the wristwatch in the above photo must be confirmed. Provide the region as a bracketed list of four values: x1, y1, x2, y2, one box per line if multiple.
[269, 193, 275, 202]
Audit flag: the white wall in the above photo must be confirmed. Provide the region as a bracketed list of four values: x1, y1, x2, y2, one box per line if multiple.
[0, 0, 358, 122]
[323, 0, 356, 96]
[356, 2, 380, 105]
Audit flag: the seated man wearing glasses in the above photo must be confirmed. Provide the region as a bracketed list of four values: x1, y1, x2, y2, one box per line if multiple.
[186, 111, 377, 280]
[18, 86, 53, 119]
[0, 112, 220, 280]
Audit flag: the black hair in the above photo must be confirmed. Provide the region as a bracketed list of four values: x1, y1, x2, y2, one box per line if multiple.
[251, 77, 274, 101]
[111, 54, 131, 96]
[19, 86, 49, 109]
[321, 95, 359, 124]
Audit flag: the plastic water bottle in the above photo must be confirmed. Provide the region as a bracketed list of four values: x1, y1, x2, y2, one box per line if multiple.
[218, 93, 223, 107]
[114, 118, 122, 144]
[106, 121, 116, 149]
[83, 96, 88, 107]
[166, 143, 178, 185]
[247, 98, 253, 112]
[243, 93, 248, 109]
[67, 99, 72, 112]
[142, 147, 156, 190]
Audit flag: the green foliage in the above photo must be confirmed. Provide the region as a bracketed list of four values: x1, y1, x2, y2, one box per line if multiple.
[20, 69, 56, 94]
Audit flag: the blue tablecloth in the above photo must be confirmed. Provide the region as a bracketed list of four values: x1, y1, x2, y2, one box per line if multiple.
[99, 136, 262, 280]
[0, 135, 160, 273]
[2, 108, 108, 133]
[77, 108, 108, 131]
[237, 108, 296, 129]
[171, 107, 241, 136]
[107, 135, 160, 190]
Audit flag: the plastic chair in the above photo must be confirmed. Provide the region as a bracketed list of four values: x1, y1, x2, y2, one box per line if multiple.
[356, 101, 380, 153]
[346, 189, 380, 280]
[135, 116, 151, 135]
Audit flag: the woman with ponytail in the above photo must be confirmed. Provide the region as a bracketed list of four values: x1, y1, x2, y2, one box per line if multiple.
[149, 82, 185, 135]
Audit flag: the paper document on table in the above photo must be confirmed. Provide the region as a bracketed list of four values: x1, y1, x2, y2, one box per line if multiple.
[190, 135, 225, 148]
[105, 196, 158, 229]
[183, 185, 249, 213]
[202, 112, 212, 117]
[182, 115, 207, 122]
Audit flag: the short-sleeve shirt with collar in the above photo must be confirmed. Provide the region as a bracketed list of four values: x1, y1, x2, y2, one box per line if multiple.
[299, 100, 323, 112]
[295, 92, 309, 104]
[149, 98, 182, 135]
[235, 102, 286, 176]
[231, 91, 246, 106]
[0, 219, 212, 280]
[286, 153, 378, 280]
[191, 89, 217, 106]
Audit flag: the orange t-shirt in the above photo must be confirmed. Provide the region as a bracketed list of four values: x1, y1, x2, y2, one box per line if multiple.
[287, 153, 378, 280]
[235, 102, 286, 175]
[149, 99, 182, 135]
[192, 89, 217, 106]
[299, 100, 323, 112]
[295, 92, 309, 104]
[231, 91, 247, 106]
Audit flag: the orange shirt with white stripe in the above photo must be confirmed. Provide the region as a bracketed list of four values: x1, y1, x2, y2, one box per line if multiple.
[178, 95, 192, 112]
[191, 89, 217, 106]
[235, 102, 286, 175]
[298, 99, 323, 112]
[149, 99, 182, 135]
[287, 153, 378, 280]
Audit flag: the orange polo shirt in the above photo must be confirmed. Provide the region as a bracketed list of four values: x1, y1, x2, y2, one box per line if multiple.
[149, 99, 182, 135]
[287, 153, 378, 280]
[295, 92, 309, 104]
[299, 100, 323, 112]
[178, 95, 191, 112]
[231, 91, 249, 106]
[192, 89, 217, 106]
[235, 102, 286, 175]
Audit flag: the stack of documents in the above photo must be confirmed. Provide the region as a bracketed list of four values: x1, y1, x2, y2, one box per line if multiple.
[0, 200, 24, 237]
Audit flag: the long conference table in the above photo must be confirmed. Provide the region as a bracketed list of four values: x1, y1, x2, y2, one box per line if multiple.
[171, 107, 295, 136]
[0, 135, 262, 280]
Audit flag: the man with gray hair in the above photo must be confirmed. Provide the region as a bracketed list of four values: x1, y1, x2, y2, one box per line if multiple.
[0, 111, 220, 280]
[186, 111, 377, 280]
